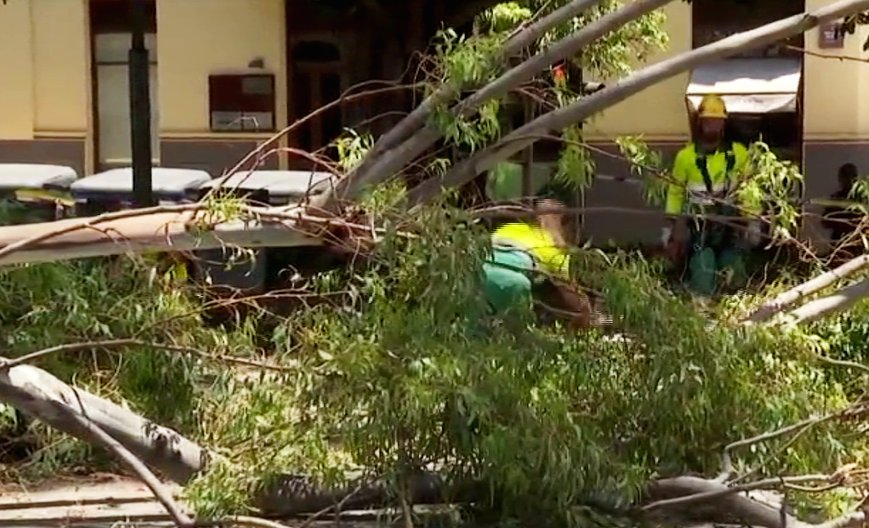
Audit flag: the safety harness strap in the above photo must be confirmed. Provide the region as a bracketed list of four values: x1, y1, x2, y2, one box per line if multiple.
[694, 141, 736, 196]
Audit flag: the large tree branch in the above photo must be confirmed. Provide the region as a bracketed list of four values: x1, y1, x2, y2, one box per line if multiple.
[4, 356, 869, 528]
[785, 276, 869, 324]
[340, 0, 673, 202]
[0, 207, 320, 267]
[406, 0, 869, 205]
[745, 254, 869, 323]
[0, 360, 206, 483]
[329, 0, 608, 202]
[56, 401, 194, 527]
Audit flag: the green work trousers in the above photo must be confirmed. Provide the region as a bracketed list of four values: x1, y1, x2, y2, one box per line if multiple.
[482, 248, 535, 314]
[687, 219, 747, 297]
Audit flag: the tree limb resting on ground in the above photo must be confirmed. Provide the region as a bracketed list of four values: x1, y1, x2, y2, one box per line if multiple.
[1, 355, 868, 528]
[643, 476, 867, 528]
[0, 359, 206, 483]
[54, 399, 194, 527]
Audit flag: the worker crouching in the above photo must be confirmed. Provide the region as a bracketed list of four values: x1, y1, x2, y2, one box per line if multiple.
[482, 199, 594, 328]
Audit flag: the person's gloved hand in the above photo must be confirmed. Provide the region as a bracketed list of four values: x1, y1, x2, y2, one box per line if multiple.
[746, 220, 763, 247]
[662, 224, 685, 263]
[661, 226, 674, 246]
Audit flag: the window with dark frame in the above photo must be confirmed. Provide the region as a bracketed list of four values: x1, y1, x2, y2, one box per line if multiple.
[209, 73, 277, 132]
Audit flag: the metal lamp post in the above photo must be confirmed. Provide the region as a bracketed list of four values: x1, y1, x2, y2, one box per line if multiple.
[129, 0, 154, 207]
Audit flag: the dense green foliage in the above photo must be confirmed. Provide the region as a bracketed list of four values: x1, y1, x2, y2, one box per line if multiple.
[0, 253, 258, 479]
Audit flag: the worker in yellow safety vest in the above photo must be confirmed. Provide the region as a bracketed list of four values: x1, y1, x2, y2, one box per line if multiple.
[662, 93, 760, 296]
[482, 199, 570, 311]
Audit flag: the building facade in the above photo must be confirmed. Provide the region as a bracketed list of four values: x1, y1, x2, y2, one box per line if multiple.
[0, 0, 867, 247]
[0, 0, 452, 176]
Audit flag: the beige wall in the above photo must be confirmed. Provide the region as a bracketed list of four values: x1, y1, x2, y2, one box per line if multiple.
[585, 2, 692, 142]
[0, 0, 34, 139]
[156, 0, 287, 135]
[30, 0, 90, 134]
[803, 0, 869, 140]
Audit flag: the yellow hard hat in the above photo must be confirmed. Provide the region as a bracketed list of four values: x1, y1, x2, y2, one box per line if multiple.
[697, 94, 727, 119]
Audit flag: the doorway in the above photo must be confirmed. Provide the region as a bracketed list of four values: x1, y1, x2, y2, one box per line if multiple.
[289, 39, 346, 168]
[89, 0, 159, 171]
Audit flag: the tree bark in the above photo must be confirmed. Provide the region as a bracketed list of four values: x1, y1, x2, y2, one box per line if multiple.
[329, 0, 608, 202]
[645, 476, 867, 528]
[0, 207, 322, 267]
[745, 253, 869, 323]
[2, 362, 867, 528]
[342, 0, 674, 202]
[56, 400, 194, 526]
[785, 276, 869, 324]
[0, 361, 206, 483]
[406, 0, 869, 205]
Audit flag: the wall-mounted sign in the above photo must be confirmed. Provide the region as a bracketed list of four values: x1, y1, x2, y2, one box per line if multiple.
[818, 22, 845, 49]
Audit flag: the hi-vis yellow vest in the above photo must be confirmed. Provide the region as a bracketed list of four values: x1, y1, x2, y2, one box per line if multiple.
[666, 142, 759, 216]
[491, 222, 570, 279]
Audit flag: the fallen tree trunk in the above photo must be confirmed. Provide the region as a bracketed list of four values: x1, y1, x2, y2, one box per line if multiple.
[2, 357, 868, 528]
[406, 0, 869, 204]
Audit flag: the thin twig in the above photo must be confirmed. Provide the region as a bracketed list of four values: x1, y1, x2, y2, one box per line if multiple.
[204, 82, 424, 203]
[720, 400, 869, 479]
[786, 44, 869, 63]
[815, 354, 869, 376]
[0, 338, 296, 373]
[297, 482, 367, 528]
[195, 516, 293, 528]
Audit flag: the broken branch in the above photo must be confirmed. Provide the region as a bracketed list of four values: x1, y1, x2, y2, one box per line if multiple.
[0, 360, 206, 483]
[644, 476, 868, 528]
[338, 0, 609, 201]
[0, 338, 296, 374]
[785, 276, 869, 325]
